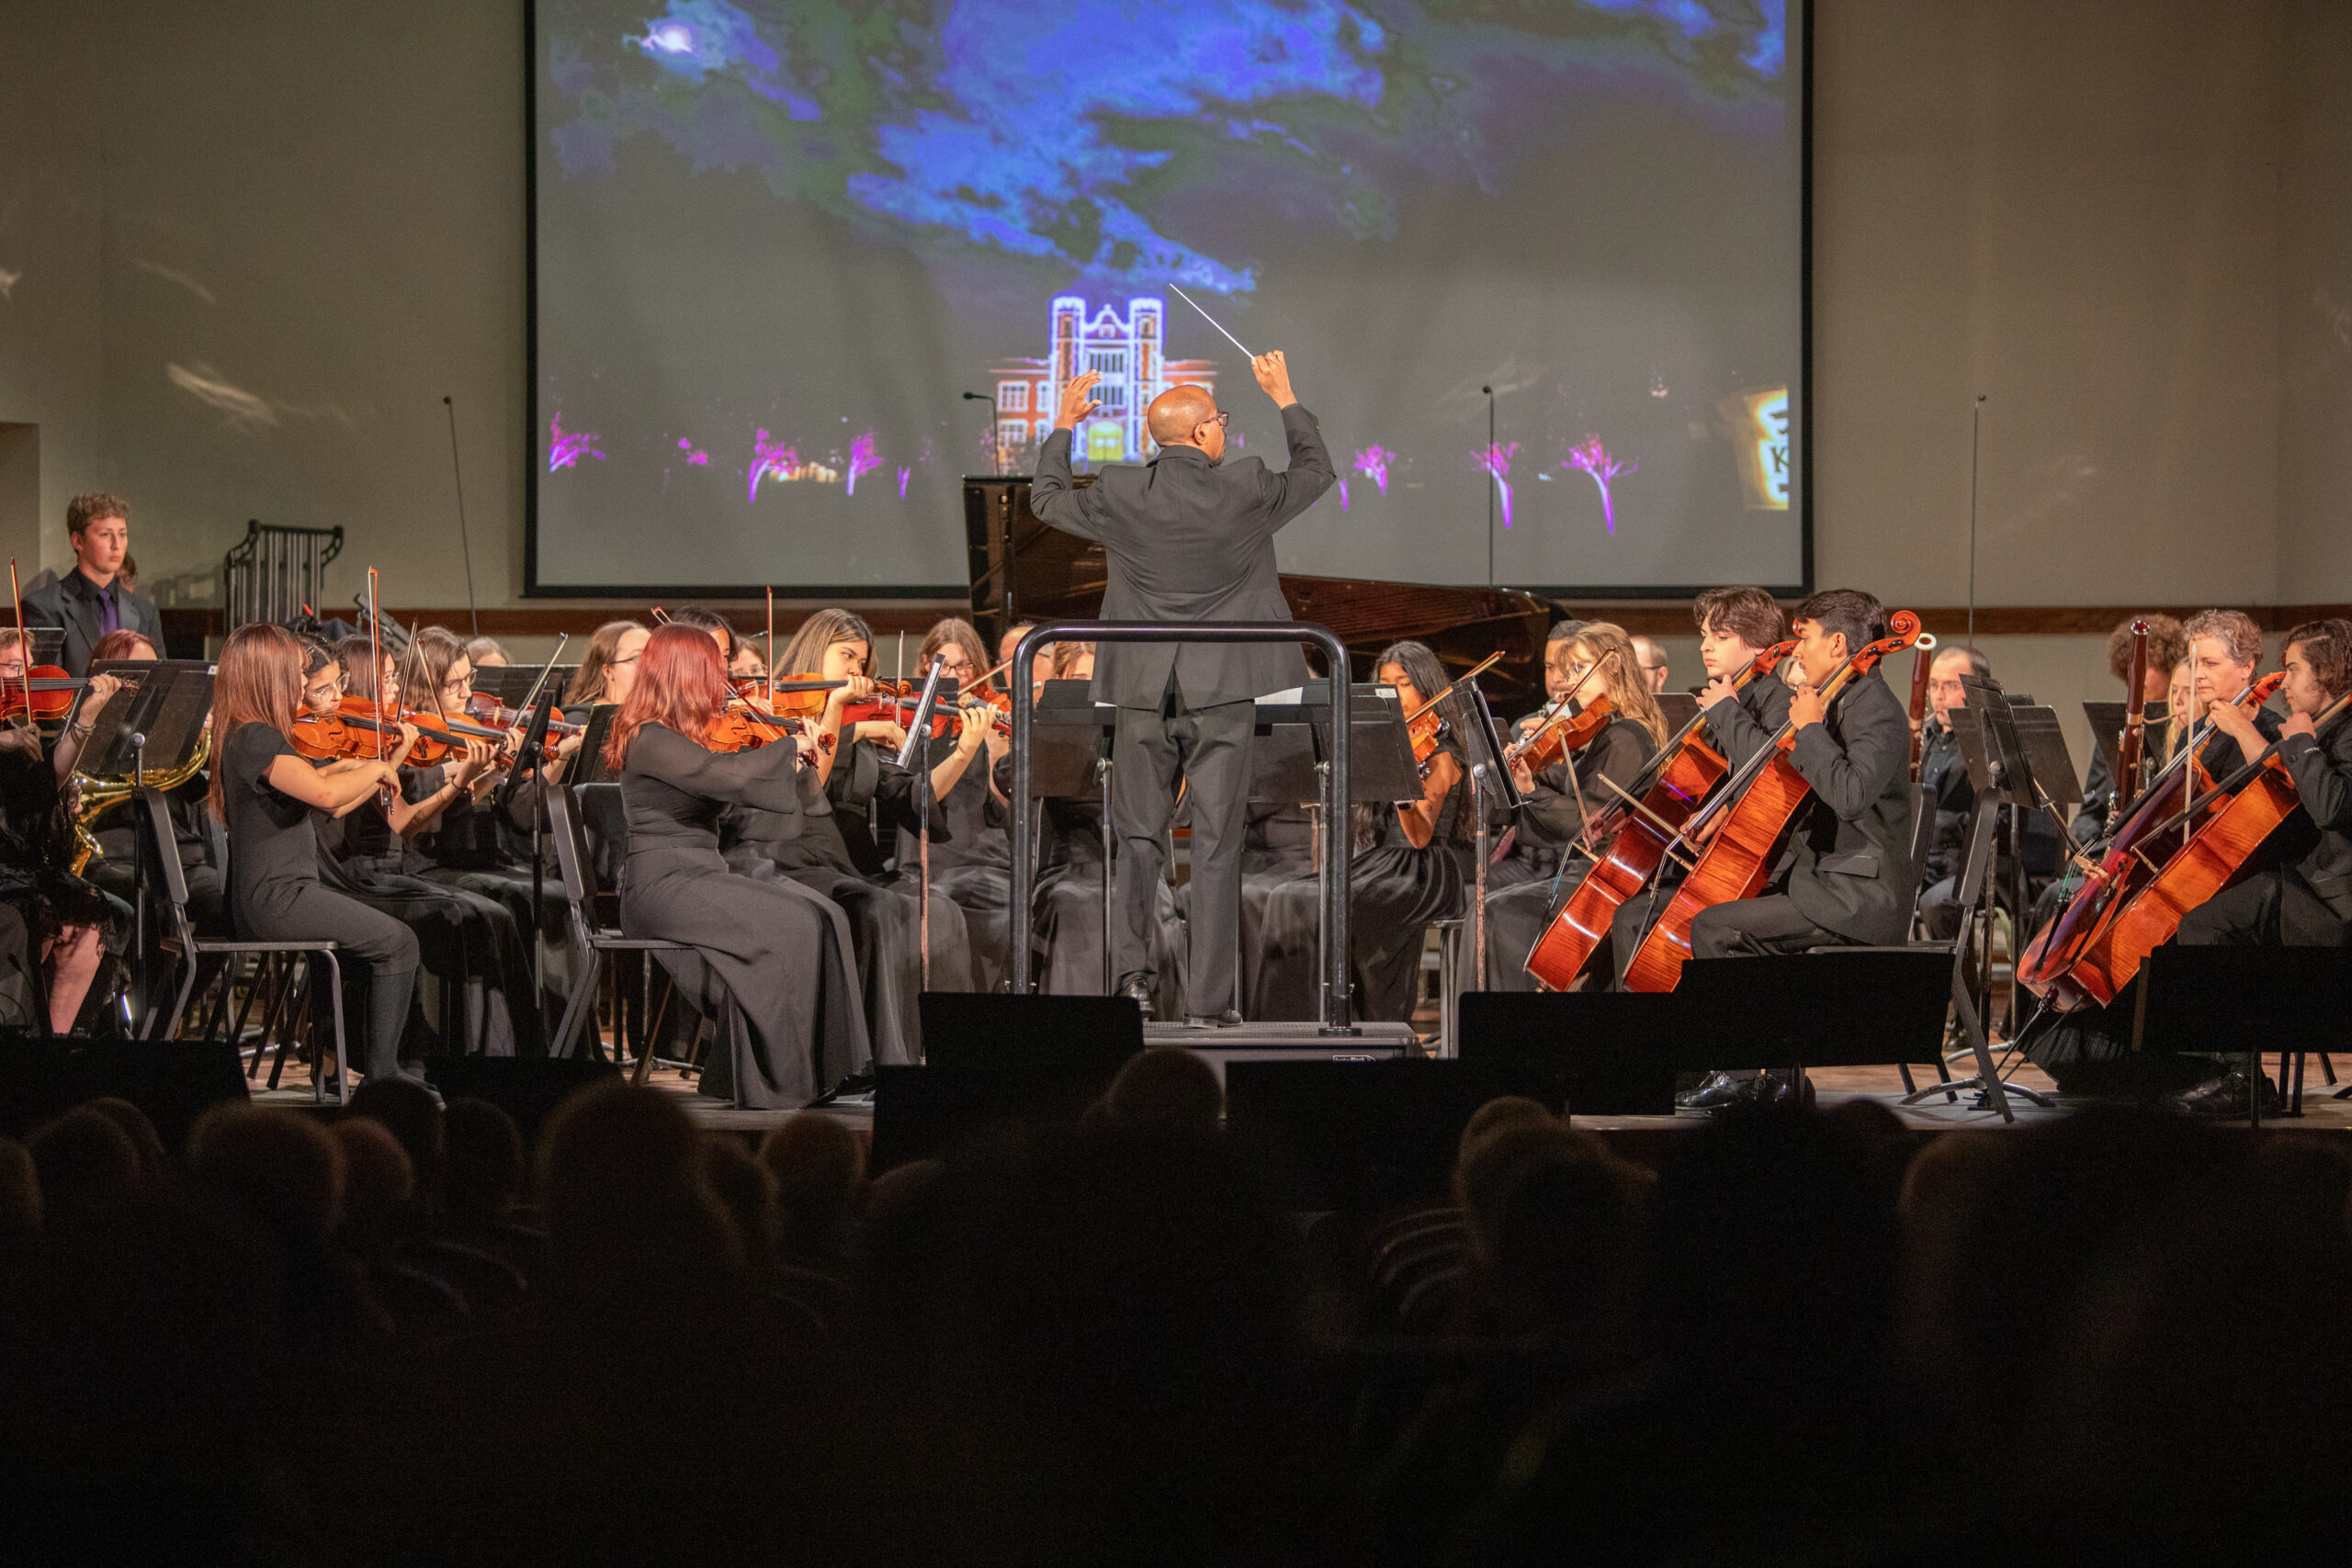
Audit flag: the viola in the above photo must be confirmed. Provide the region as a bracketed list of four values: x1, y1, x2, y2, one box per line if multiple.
[2017, 671, 2290, 1010]
[1523, 639, 1796, 991]
[1623, 614, 1927, 993]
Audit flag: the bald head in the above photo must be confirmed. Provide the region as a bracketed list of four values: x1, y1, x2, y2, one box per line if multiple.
[1148, 384, 1219, 447]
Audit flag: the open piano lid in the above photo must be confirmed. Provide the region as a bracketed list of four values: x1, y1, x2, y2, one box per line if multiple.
[964, 474, 1559, 714]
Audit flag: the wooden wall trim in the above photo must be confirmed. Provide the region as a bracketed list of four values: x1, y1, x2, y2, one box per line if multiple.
[164, 602, 2352, 645]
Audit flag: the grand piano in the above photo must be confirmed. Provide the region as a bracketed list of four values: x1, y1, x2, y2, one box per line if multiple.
[962, 476, 1563, 714]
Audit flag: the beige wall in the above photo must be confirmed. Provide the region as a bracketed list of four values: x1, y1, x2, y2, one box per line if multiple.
[3, 0, 2347, 782]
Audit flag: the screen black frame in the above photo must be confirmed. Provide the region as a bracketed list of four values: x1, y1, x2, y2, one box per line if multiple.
[522, 0, 1813, 602]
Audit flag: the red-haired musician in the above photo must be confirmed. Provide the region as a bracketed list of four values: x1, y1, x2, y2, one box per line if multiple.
[608, 624, 870, 1107]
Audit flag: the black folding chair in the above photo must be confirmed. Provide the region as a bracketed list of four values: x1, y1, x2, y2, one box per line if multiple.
[546, 782, 694, 1083]
[143, 790, 353, 1105]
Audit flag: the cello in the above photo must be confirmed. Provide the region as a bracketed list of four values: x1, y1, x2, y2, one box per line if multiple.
[1523, 638, 1797, 990]
[2016, 671, 2292, 1010]
[2109, 618, 2151, 819]
[1623, 613, 1927, 993]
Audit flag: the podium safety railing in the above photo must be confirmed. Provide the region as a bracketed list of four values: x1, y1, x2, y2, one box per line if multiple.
[1009, 620, 1357, 1034]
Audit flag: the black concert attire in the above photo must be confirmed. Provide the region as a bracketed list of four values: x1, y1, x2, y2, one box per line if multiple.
[895, 732, 1013, 996]
[1684, 669, 1917, 959]
[310, 764, 541, 1057]
[621, 723, 870, 1107]
[1911, 719, 1978, 941]
[23, 567, 164, 677]
[1608, 675, 1794, 980]
[1236, 803, 1314, 1010]
[2177, 713, 2352, 948]
[1017, 752, 1191, 1015]
[1253, 743, 1470, 1023]
[0, 738, 131, 1029]
[1481, 716, 1657, 990]
[1030, 402, 1334, 1019]
[721, 736, 959, 1066]
[220, 721, 418, 1081]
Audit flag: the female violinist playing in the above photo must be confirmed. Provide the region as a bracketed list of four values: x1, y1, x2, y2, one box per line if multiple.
[308, 637, 541, 1056]
[1253, 640, 1475, 1023]
[612, 623, 870, 1107]
[2163, 620, 2352, 1116]
[1482, 623, 1665, 993]
[563, 620, 650, 716]
[211, 624, 424, 1088]
[901, 616, 1013, 994]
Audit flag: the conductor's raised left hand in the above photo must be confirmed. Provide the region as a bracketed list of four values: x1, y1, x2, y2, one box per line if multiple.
[1056, 370, 1102, 431]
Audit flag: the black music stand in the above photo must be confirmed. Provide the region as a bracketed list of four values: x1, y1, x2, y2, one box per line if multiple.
[1657, 692, 1702, 732]
[1456, 991, 1683, 1115]
[19, 626, 66, 670]
[2085, 699, 2170, 800]
[2134, 946, 2352, 1125]
[1463, 682, 1522, 992]
[479, 665, 577, 706]
[84, 660, 213, 1037]
[565, 704, 620, 786]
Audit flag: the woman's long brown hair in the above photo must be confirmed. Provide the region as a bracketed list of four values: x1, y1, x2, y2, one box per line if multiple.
[208, 623, 305, 820]
[565, 619, 648, 706]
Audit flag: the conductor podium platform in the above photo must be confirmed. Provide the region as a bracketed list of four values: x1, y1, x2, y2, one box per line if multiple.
[1143, 1020, 1422, 1083]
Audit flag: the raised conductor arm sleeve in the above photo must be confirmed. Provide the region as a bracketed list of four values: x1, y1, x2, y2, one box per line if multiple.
[1261, 404, 1336, 530]
[632, 724, 804, 817]
[1028, 427, 1110, 542]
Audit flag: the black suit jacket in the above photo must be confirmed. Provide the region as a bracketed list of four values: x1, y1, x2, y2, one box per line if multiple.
[1700, 673, 1794, 773]
[1030, 405, 1334, 710]
[23, 569, 164, 677]
[1779, 671, 1917, 945]
[2279, 720, 2352, 919]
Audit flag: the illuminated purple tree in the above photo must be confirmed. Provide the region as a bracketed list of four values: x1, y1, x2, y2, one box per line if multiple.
[1562, 436, 1637, 533]
[548, 415, 605, 472]
[749, 430, 798, 500]
[845, 431, 883, 496]
[1354, 445, 1396, 496]
[677, 436, 709, 467]
[896, 466, 912, 499]
[1474, 441, 1520, 528]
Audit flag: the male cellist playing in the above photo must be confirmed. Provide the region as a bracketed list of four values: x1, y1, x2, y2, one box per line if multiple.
[1683, 588, 1917, 961]
[2166, 618, 2352, 1117]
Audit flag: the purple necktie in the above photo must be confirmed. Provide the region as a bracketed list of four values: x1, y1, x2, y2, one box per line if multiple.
[96, 583, 118, 637]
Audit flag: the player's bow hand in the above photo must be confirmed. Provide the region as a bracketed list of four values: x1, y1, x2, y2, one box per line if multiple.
[1056, 370, 1102, 430]
[1251, 350, 1295, 407]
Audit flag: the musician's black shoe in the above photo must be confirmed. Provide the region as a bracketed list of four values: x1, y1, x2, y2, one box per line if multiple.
[1676, 1070, 1755, 1111]
[1182, 1009, 1245, 1029]
[1117, 975, 1157, 1021]
[2168, 1068, 2281, 1120]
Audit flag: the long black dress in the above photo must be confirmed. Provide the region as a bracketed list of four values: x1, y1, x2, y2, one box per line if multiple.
[728, 739, 968, 1064]
[1482, 716, 1658, 990]
[1253, 754, 1472, 1024]
[0, 741, 132, 1030]
[893, 732, 1012, 996]
[620, 723, 870, 1108]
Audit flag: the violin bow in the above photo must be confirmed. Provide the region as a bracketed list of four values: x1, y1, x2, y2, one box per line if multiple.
[1507, 647, 1619, 764]
[6, 559, 32, 743]
[1400, 650, 1506, 725]
[765, 586, 776, 715]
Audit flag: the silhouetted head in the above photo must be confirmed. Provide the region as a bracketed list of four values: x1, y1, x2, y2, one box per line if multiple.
[0, 1135, 40, 1237]
[28, 1108, 141, 1225]
[1097, 1047, 1223, 1138]
[330, 1117, 415, 1258]
[444, 1097, 526, 1221]
[1147, 383, 1226, 461]
[759, 1114, 866, 1268]
[701, 1133, 780, 1264]
[350, 1076, 446, 1216]
[539, 1082, 740, 1293]
[188, 1104, 345, 1253]
[81, 1098, 168, 1187]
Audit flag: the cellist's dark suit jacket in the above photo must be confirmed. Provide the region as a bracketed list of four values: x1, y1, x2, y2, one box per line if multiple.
[1687, 668, 1917, 957]
[1030, 406, 1333, 1017]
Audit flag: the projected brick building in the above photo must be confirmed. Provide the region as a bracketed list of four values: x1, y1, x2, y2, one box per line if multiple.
[989, 295, 1217, 471]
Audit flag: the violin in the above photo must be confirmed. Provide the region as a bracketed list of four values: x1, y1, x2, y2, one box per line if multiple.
[2018, 671, 2291, 1011]
[1524, 638, 1798, 990]
[466, 693, 583, 739]
[707, 704, 804, 754]
[1398, 651, 1505, 781]
[1510, 694, 1616, 776]
[288, 706, 387, 761]
[1623, 614, 1927, 993]
[0, 666, 86, 724]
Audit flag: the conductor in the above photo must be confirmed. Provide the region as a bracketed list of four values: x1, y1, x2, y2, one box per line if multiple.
[1031, 351, 1334, 1024]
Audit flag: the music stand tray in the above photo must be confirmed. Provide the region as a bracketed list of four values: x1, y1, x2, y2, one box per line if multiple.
[1249, 681, 1420, 806]
[83, 660, 212, 777]
[566, 704, 620, 786]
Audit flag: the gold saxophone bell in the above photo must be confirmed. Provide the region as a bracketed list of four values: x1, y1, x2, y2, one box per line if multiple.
[69, 722, 211, 876]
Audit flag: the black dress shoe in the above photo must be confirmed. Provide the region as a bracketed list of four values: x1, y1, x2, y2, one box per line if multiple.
[1182, 1009, 1244, 1029]
[1117, 976, 1156, 1021]
[2168, 1068, 2280, 1120]
[1676, 1070, 1755, 1111]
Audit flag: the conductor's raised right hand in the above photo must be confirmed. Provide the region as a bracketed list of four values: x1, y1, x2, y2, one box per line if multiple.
[1055, 370, 1102, 431]
[1251, 350, 1295, 407]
